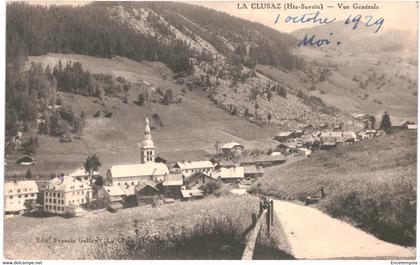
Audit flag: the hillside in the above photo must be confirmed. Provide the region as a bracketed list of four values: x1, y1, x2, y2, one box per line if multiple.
[6, 53, 281, 177]
[250, 130, 417, 245]
[4, 195, 291, 259]
[286, 23, 418, 121]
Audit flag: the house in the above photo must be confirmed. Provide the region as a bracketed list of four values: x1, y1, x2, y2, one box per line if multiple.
[212, 166, 244, 183]
[65, 204, 86, 217]
[4, 180, 39, 214]
[295, 148, 312, 157]
[155, 150, 210, 169]
[243, 165, 264, 179]
[293, 130, 304, 138]
[106, 162, 169, 194]
[173, 161, 214, 178]
[407, 124, 417, 130]
[240, 155, 286, 167]
[159, 173, 183, 199]
[68, 167, 101, 183]
[180, 189, 204, 201]
[352, 113, 370, 120]
[221, 142, 245, 157]
[96, 185, 127, 205]
[320, 141, 337, 150]
[274, 131, 293, 142]
[44, 175, 92, 215]
[135, 181, 161, 206]
[343, 131, 357, 142]
[16, 156, 34, 166]
[183, 172, 215, 190]
[320, 132, 344, 144]
[214, 159, 237, 169]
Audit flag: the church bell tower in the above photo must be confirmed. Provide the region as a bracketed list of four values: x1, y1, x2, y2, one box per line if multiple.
[140, 118, 155, 163]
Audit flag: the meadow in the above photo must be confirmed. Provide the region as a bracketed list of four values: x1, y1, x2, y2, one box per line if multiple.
[250, 130, 417, 246]
[4, 195, 292, 260]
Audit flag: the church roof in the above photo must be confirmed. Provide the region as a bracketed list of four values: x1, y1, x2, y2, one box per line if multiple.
[109, 163, 169, 179]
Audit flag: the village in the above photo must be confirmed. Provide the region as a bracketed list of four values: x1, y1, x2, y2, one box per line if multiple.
[4, 113, 417, 218]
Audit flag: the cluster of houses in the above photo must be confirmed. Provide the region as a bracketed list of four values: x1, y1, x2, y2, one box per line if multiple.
[5, 118, 286, 217]
[275, 117, 417, 155]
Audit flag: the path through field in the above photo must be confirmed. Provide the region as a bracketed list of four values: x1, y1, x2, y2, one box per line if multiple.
[273, 200, 415, 259]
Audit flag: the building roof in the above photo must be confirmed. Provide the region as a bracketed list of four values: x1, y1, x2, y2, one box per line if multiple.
[320, 131, 343, 138]
[46, 176, 88, 192]
[221, 142, 244, 150]
[276, 131, 293, 137]
[135, 181, 159, 193]
[163, 174, 183, 186]
[109, 163, 169, 179]
[69, 167, 100, 177]
[5, 180, 39, 195]
[175, 161, 214, 170]
[240, 155, 286, 165]
[102, 185, 127, 197]
[243, 165, 264, 175]
[156, 150, 210, 163]
[407, 124, 417, 130]
[212, 167, 244, 179]
[181, 189, 204, 198]
[342, 131, 357, 139]
[16, 156, 34, 164]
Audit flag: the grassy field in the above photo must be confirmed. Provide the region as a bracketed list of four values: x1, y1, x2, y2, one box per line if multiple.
[6, 54, 278, 177]
[257, 49, 417, 122]
[4, 195, 292, 260]
[250, 130, 417, 246]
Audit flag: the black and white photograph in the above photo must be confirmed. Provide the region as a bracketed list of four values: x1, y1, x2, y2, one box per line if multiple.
[2, 0, 418, 261]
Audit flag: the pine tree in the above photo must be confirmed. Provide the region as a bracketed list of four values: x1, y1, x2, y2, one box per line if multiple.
[379, 111, 392, 133]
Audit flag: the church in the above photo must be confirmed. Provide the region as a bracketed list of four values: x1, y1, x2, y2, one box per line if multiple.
[105, 118, 169, 195]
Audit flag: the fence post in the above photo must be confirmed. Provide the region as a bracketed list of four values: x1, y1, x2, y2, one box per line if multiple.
[266, 206, 271, 235]
[270, 200, 274, 225]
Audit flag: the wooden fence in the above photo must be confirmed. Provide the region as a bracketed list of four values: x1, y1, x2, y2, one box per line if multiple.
[242, 198, 274, 260]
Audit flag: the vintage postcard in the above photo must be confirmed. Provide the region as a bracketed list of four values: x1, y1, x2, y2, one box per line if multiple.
[2, 0, 418, 262]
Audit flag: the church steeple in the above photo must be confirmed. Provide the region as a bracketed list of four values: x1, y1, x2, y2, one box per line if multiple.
[140, 117, 155, 163]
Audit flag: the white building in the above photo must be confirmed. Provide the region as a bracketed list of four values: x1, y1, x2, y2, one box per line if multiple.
[4, 180, 39, 213]
[106, 163, 169, 195]
[68, 167, 101, 183]
[44, 175, 92, 215]
[212, 166, 244, 182]
[173, 161, 214, 178]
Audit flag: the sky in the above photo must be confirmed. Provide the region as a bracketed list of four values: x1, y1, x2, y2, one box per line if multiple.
[11, 0, 419, 33]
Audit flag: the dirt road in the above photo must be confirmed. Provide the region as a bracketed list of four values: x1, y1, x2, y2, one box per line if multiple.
[273, 200, 415, 259]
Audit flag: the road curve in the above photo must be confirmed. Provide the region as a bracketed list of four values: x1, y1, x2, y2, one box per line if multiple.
[273, 200, 415, 259]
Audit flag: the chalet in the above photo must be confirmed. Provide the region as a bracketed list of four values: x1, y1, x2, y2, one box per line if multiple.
[407, 124, 417, 130]
[16, 156, 34, 166]
[240, 155, 286, 167]
[352, 113, 370, 121]
[183, 172, 215, 190]
[343, 131, 357, 142]
[155, 150, 210, 169]
[173, 161, 214, 178]
[274, 131, 293, 142]
[320, 132, 344, 144]
[212, 166, 244, 183]
[159, 174, 183, 199]
[135, 181, 161, 206]
[295, 148, 312, 157]
[68, 167, 101, 183]
[44, 175, 92, 215]
[180, 189, 204, 201]
[106, 162, 169, 194]
[243, 165, 264, 179]
[65, 204, 86, 217]
[221, 142, 245, 157]
[319, 123, 328, 129]
[4, 180, 39, 214]
[293, 130, 304, 138]
[96, 185, 127, 205]
[320, 141, 337, 150]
